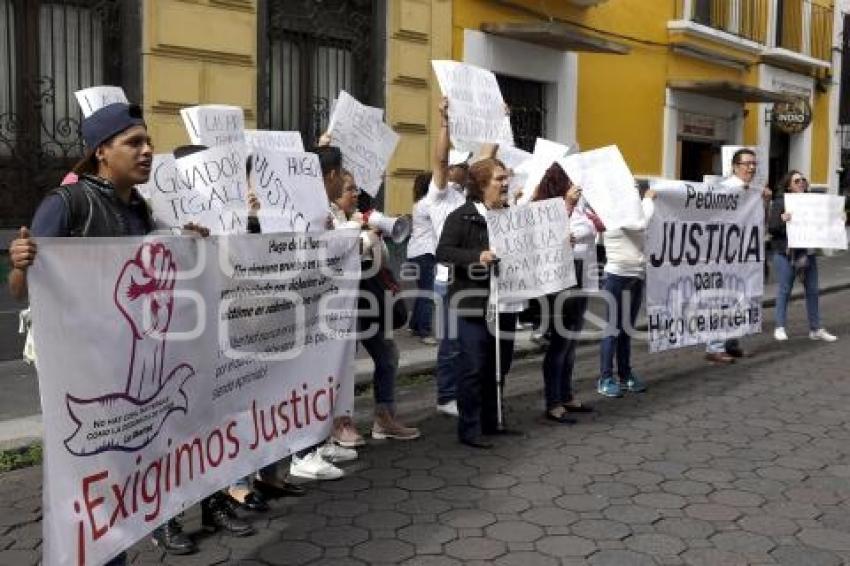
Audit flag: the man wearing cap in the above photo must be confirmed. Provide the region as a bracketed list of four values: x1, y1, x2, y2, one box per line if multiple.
[7, 102, 222, 561]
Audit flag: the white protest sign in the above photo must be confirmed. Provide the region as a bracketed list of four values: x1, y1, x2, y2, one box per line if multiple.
[136, 153, 177, 202]
[784, 193, 848, 250]
[703, 174, 723, 185]
[432, 60, 514, 148]
[171, 144, 249, 234]
[250, 148, 330, 233]
[245, 130, 304, 152]
[486, 198, 576, 302]
[30, 232, 360, 566]
[181, 105, 246, 148]
[497, 145, 532, 202]
[534, 138, 570, 162]
[559, 146, 643, 230]
[722, 146, 768, 189]
[74, 86, 129, 117]
[327, 90, 399, 196]
[645, 180, 765, 352]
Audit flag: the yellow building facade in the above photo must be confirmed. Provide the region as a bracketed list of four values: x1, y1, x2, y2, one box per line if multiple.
[452, 0, 840, 193]
[138, 0, 841, 215]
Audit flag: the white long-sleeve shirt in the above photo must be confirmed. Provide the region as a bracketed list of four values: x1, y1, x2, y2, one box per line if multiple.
[406, 198, 436, 258]
[427, 180, 466, 283]
[602, 197, 655, 279]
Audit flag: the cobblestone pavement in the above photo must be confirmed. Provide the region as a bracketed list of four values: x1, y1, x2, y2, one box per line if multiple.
[3, 290, 850, 565]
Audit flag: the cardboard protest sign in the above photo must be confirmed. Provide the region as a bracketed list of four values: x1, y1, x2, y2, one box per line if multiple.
[326, 90, 399, 197]
[169, 144, 250, 234]
[645, 180, 765, 352]
[181, 105, 246, 148]
[486, 199, 576, 302]
[784, 193, 848, 250]
[559, 146, 643, 230]
[722, 146, 768, 189]
[432, 60, 514, 148]
[74, 86, 129, 117]
[250, 148, 330, 233]
[245, 130, 304, 152]
[30, 232, 360, 566]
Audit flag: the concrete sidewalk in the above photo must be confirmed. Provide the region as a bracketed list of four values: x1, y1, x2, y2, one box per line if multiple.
[2, 253, 848, 449]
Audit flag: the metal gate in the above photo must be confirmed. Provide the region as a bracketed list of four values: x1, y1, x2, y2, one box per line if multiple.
[0, 0, 130, 229]
[496, 74, 547, 152]
[260, 0, 378, 150]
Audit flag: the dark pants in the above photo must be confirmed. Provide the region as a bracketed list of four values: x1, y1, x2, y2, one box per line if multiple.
[457, 314, 516, 441]
[435, 279, 460, 404]
[360, 332, 399, 411]
[542, 266, 587, 409]
[600, 273, 643, 380]
[408, 254, 436, 337]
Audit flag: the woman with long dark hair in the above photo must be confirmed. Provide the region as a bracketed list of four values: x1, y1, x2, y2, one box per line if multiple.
[533, 162, 597, 423]
[768, 170, 837, 342]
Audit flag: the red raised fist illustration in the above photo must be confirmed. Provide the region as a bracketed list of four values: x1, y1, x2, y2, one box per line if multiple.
[115, 243, 177, 340]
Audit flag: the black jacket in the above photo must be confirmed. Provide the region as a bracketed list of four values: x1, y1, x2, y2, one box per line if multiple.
[767, 195, 789, 254]
[435, 201, 492, 318]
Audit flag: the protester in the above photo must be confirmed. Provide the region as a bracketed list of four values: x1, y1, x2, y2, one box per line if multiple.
[7, 103, 223, 561]
[428, 98, 470, 417]
[406, 172, 438, 345]
[436, 157, 521, 448]
[596, 187, 656, 398]
[704, 148, 772, 363]
[533, 163, 596, 422]
[317, 145, 421, 445]
[768, 170, 837, 343]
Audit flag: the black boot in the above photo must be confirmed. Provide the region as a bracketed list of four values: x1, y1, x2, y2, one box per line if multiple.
[151, 518, 196, 555]
[201, 494, 255, 537]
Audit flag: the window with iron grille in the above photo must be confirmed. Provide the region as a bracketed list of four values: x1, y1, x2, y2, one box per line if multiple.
[259, 0, 384, 151]
[0, 0, 140, 229]
[495, 74, 546, 152]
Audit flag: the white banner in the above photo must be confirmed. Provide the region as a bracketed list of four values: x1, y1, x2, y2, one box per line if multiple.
[559, 146, 643, 230]
[326, 91, 399, 197]
[75, 86, 129, 117]
[646, 181, 765, 352]
[30, 232, 360, 566]
[250, 148, 330, 233]
[245, 130, 304, 153]
[486, 199, 576, 302]
[181, 105, 246, 148]
[431, 60, 514, 148]
[722, 146, 768, 189]
[171, 144, 250, 234]
[784, 193, 848, 250]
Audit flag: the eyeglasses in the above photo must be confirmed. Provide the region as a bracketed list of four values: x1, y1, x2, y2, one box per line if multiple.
[792, 177, 807, 184]
[344, 186, 360, 194]
[736, 161, 758, 168]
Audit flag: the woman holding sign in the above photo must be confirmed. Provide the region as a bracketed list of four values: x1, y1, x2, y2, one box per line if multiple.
[768, 170, 837, 343]
[533, 163, 597, 422]
[436, 158, 521, 449]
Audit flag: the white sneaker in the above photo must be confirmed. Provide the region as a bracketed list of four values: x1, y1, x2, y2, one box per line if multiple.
[289, 451, 344, 480]
[437, 400, 459, 417]
[774, 327, 788, 341]
[809, 329, 837, 342]
[317, 442, 358, 463]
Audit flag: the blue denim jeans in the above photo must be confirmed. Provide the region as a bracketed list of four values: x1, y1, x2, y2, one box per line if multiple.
[408, 254, 436, 337]
[435, 279, 460, 404]
[360, 333, 399, 411]
[542, 287, 587, 409]
[457, 314, 516, 440]
[774, 251, 820, 330]
[600, 273, 643, 380]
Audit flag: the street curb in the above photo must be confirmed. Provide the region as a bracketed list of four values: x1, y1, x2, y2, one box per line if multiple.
[381, 280, 850, 382]
[3, 282, 849, 452]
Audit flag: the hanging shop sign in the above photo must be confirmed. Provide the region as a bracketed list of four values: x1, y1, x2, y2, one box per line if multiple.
[771, 98, 812, 134]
